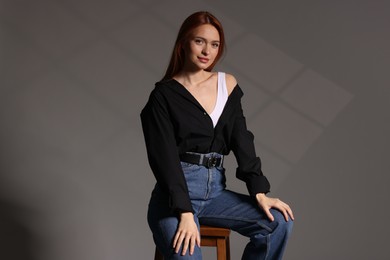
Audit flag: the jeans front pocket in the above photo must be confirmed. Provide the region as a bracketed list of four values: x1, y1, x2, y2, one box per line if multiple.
[181, 162, 208, 200]
[180, 161, 197, 169]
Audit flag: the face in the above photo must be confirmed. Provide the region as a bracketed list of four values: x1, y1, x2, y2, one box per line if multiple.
[183, 24, 220, 71]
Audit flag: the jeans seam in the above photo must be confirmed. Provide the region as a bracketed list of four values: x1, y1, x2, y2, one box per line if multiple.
[265, 234, 270, 260]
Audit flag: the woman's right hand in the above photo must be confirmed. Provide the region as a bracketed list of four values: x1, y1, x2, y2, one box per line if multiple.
[173, 212, 200, 256]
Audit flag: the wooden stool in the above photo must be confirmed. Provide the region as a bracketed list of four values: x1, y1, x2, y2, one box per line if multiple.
[154, 225, 231, 260]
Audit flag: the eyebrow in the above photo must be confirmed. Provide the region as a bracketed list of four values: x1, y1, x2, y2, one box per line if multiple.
[194, 36, 220, 43]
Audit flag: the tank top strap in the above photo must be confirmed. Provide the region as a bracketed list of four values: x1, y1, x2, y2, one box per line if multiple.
[218, 72, 228, 98]
[210, 72, 229, 127]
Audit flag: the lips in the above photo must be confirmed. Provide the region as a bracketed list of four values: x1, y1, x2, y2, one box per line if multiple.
[198, 57, 209, 63]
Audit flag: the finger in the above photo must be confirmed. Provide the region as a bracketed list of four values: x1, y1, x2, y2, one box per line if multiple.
[181, 236, 190, 256]
[281, 202, 294, 221]
[189, 235, 196, 255]
[196, 230, 201, 247]
[173, 231, 180, 249]
[286, 206, 294, 220]
[275, 203, 289, 222]
[174, 232, 184, 253]
[282, 209, 290, 222]
[264, 207, 274, 221]
[173, 231, 179, 249]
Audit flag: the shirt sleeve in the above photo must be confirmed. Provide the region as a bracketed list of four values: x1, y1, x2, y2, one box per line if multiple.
[231, 100, 271, 196]
[140, 88, 193, 213]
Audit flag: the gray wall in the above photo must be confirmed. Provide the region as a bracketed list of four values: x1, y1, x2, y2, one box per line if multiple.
[1, 0, 389, 259]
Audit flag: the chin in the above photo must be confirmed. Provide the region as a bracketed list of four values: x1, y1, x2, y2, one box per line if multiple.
[198, 62, 212, 69]
[188, 59, 213, 71]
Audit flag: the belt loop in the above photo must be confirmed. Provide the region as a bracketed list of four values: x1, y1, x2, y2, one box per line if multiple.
[199, 153, 204, 165]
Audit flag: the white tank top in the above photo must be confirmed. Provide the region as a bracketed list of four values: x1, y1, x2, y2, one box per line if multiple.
[210, 72, 228, 127]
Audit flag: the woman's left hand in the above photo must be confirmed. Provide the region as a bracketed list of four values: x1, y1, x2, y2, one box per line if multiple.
[256, 193, 294, 222]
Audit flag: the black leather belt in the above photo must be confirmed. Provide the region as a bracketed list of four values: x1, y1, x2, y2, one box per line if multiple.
[180, 153, 224, 168]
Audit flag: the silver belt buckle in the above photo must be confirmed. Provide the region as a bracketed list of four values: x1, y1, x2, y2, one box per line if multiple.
[207, 156, 217, 168]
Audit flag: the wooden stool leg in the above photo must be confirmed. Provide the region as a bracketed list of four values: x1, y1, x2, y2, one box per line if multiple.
[216, 238, 226, 260]
[226, 236, 231, 260]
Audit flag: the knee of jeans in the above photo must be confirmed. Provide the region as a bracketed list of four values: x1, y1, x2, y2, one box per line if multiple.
[271, 209, 293, 235]
[281, 218, 293, 237]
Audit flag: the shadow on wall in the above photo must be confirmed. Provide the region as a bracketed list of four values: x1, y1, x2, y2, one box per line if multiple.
[0, 198, 38, 260]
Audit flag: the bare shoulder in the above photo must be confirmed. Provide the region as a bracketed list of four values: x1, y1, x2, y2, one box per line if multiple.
[225, 73, 238, 95]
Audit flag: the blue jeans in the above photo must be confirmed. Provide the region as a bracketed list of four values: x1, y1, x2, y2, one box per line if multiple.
[148, 153, 293, 260]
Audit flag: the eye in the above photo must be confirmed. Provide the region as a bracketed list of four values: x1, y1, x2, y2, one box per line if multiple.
[194, 38, 204, 45]
[212, 43, 220, 48]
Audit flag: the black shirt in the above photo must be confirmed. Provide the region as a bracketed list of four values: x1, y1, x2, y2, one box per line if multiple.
[140, 79, 270, 213]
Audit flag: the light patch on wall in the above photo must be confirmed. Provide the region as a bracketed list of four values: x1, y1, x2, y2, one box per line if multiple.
[281, 69, 354, 126]
[249, 101, 323, 163]
[225, 33, 304, 92]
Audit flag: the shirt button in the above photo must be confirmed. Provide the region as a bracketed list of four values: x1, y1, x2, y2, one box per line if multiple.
[203, 112, 207, 115]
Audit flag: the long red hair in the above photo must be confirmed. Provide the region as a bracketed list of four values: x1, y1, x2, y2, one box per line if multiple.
[161, 11, 226, 81]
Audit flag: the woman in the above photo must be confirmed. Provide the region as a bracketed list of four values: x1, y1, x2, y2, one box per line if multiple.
[141, 11, 294, 260]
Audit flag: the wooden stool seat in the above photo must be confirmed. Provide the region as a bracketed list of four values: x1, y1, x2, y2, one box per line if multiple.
[154, 225, 231, 260]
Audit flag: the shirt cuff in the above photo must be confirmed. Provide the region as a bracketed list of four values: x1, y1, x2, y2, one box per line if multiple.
[169, 191, 194, 213]
[245, 175, 271, 196]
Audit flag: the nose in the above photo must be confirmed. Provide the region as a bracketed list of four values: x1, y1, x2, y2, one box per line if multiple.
[202, 45, 210, 55]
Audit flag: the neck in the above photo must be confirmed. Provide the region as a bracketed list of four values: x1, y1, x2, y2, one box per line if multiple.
[175, 69, 211, 86]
